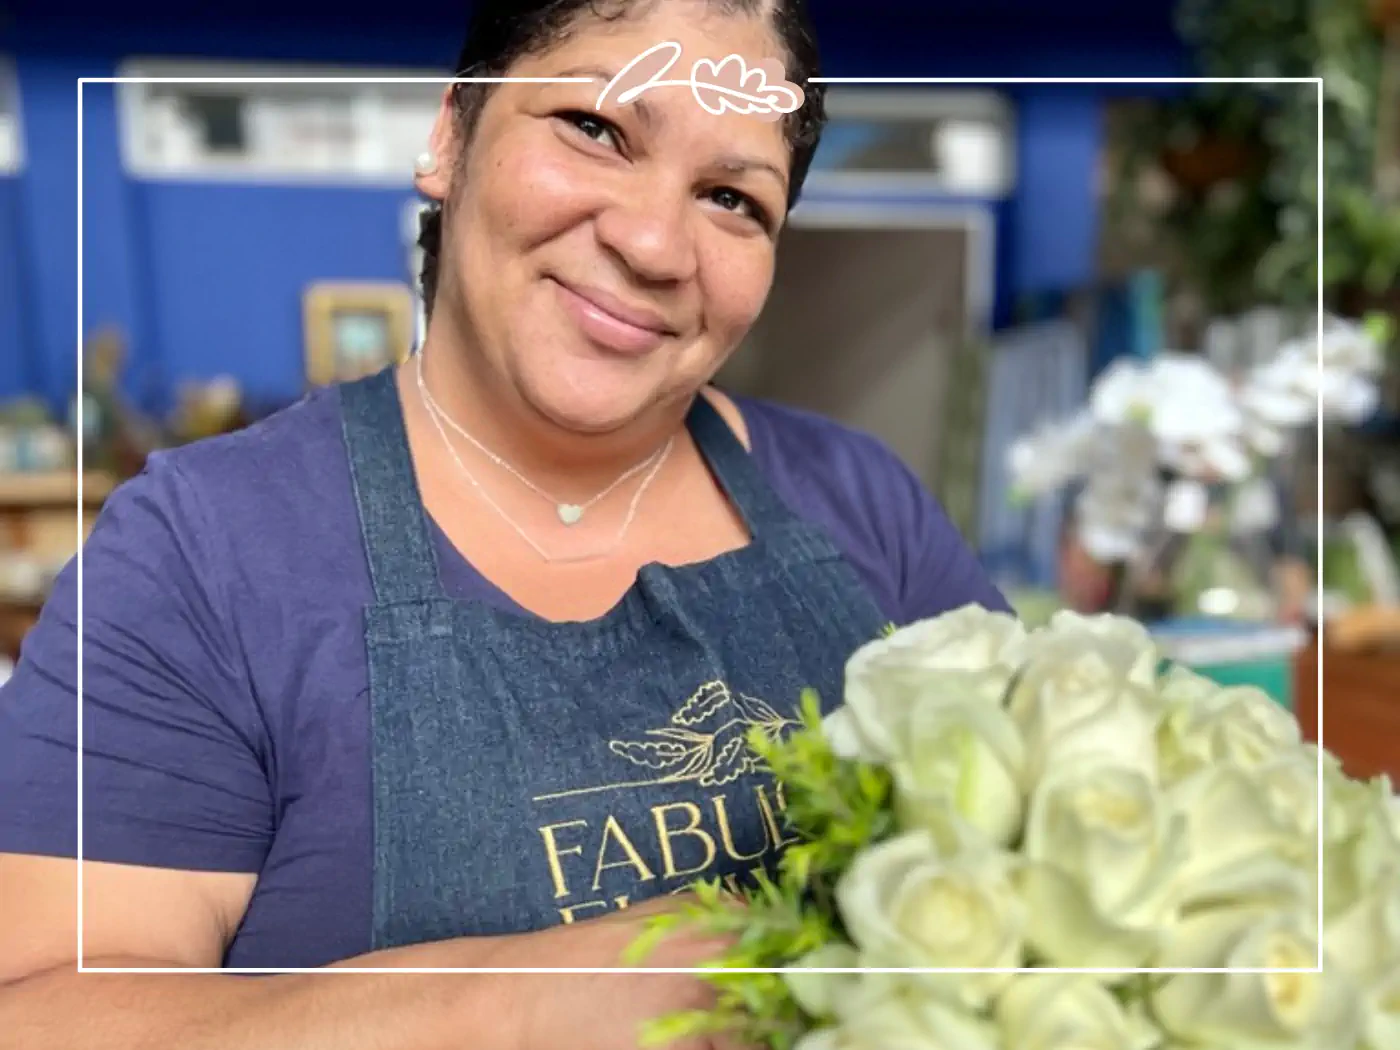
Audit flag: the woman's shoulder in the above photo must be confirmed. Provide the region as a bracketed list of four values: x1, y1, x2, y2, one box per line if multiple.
[724, 391, 1010, 622]
[97, 382, 362, 591]
[725, 391, 920, 503]
[0, 386, 356, 877]
[150, 383, 347, 499]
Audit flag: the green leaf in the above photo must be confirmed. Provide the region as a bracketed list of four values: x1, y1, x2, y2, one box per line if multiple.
[620, 911, 687, 966]
[1368, 311, 1399, 352]
[637, 1009, 732, 1047]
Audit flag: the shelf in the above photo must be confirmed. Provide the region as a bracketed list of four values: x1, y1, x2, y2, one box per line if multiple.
[808, 90, 1016, 200]
[0, 470, 115, 508]
[116, 58, 442, 184]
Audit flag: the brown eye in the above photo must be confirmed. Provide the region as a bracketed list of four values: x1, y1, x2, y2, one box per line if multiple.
[557, 110, 622, 151]
[706, 186, 771, 230]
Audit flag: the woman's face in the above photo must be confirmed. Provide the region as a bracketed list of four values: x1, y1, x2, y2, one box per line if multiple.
[419, 1, 793, 435]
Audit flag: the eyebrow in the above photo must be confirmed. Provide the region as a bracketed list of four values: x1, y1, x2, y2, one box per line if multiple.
[554, 64, 657, 123]
[713, 155, 789, 191]
[552, 65, 790, 191]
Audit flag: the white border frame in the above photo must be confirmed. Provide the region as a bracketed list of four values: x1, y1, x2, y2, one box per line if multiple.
[76, 73, 1326, 976]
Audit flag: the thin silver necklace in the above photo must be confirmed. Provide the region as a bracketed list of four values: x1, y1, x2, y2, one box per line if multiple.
[415, 356, 675, 563]
[415, 352, 665, 526]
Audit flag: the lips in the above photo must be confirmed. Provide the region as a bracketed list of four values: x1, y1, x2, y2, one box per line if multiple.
[551, 278, 674, 357]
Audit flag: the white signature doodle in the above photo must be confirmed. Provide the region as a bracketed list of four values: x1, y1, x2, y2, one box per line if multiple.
[595, 40, 804, 121]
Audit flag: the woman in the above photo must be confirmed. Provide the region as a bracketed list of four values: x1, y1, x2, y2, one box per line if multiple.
[0, 0, 1007, 1045]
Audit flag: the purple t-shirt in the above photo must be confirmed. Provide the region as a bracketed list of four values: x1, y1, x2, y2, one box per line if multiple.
[1, 383, 1007, 966]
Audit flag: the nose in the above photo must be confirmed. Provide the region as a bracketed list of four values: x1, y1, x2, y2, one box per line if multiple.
[593, 175, 699, 286]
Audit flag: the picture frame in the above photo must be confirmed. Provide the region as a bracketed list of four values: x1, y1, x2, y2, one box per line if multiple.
[303, 281, 415, 387]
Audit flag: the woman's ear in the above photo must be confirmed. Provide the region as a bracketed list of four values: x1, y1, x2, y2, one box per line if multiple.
[413, 84, 460, 201]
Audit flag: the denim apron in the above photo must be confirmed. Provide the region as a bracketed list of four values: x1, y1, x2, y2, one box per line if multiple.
[340, 369, 891, 950]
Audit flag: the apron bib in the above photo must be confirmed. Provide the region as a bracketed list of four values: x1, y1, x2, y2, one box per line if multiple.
[340, 369, 890, 949]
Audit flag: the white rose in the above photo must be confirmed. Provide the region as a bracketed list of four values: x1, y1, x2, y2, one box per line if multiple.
[1017, 759, 1187, 969]
[1157, 662, 1220, 705]
[1327, 864, 1400, 986]
[824, 665, 1012, 766]
[793, 977, 999, 1050]
[1323, 770, 1400, 921]
[1156, 674, 1301, 787]
[869, 604, 1029, 674]
[1361, 963, 1400, 1050]
[1166, 761, 1314, 912]
[821, 704, 871, 762]
[1152, 906, 1363, 1049]
[995, 974, 1161, 1050]
[1257, 748, 1322, 829]
[1008, 622, 1164, 783]
[1034, 611, 1162, 681]
[889, 689, 1026, 848]
[785, 943, 861, 1021]
[836, 828, 1025, 1008]
[1320, 753, 1376, 842]
[1323, 778, 1400, 983]
[831, 607, 1028, 761]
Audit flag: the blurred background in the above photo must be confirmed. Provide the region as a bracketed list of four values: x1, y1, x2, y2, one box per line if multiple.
[1, 0, 1398, 776]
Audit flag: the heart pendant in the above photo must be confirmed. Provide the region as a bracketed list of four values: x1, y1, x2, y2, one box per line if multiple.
[557, 504, 584, 525]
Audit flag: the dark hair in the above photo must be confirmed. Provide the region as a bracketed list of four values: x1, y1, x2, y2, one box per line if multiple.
[417, 0, 827, 315]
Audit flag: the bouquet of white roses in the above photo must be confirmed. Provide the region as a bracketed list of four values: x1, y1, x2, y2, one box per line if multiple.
[626, 606, 1400, 1050]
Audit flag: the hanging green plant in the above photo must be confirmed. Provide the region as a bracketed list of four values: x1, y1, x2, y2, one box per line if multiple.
[1114, 0, 1399, 316]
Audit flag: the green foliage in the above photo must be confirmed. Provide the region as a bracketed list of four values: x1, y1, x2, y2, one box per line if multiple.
[1322, 535, 1377, 605]
[624, 690, 895, 1050]
[1115, 0, 1399, 313]
[756, 690, 896, 896]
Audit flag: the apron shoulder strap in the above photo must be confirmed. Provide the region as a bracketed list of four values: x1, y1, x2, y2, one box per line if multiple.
[340, 367, 444, 604]
[686, 392, 798, 535]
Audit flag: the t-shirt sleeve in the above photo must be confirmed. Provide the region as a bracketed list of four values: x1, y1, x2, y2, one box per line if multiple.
[870, 442, 1013, 624]
[0, 454, 274, 872]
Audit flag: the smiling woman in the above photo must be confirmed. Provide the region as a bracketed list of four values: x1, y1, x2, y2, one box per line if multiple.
[413, 0, 818, 448]
[0, 1, 1006, 1048]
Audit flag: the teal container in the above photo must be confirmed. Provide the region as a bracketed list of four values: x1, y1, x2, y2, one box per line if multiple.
[1188, 656, 1296, 711]
[1150, 620, 1307, 711]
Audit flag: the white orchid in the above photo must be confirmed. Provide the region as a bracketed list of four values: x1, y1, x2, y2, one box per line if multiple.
[1074, 465, 1162, 562]
[1004, 311, 1386, 564]
[1239, 351, 1317, 431]
[1321, 316, 1387, 376]
[1114, 355, 1252, 482]
[1259, 318, 1386, 426]
[1088, 357, 1158, 425]
[1008, 411, 1100, 498]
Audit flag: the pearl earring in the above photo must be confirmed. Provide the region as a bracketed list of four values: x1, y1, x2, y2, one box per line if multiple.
[414, 151, 438, 176]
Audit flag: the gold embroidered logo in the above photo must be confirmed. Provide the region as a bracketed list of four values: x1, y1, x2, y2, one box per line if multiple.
[609, 680, 796, 788]
[531, 680, 796, 803]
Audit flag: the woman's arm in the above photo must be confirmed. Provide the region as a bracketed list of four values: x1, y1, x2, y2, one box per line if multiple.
[3, 954, 518, 1050]
[0, 854, 726, 1050]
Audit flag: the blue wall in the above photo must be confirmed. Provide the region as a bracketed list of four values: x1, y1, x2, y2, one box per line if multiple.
[140, 184, 413, 401]
[1008, 89, 1105, 300]
[12, 53, 84, 409]
[0, 177, 31, 397]
[5, 2, 1190, 410]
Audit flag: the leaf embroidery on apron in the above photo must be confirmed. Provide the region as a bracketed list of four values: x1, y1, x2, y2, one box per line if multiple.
[608, 680, 798, 788]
